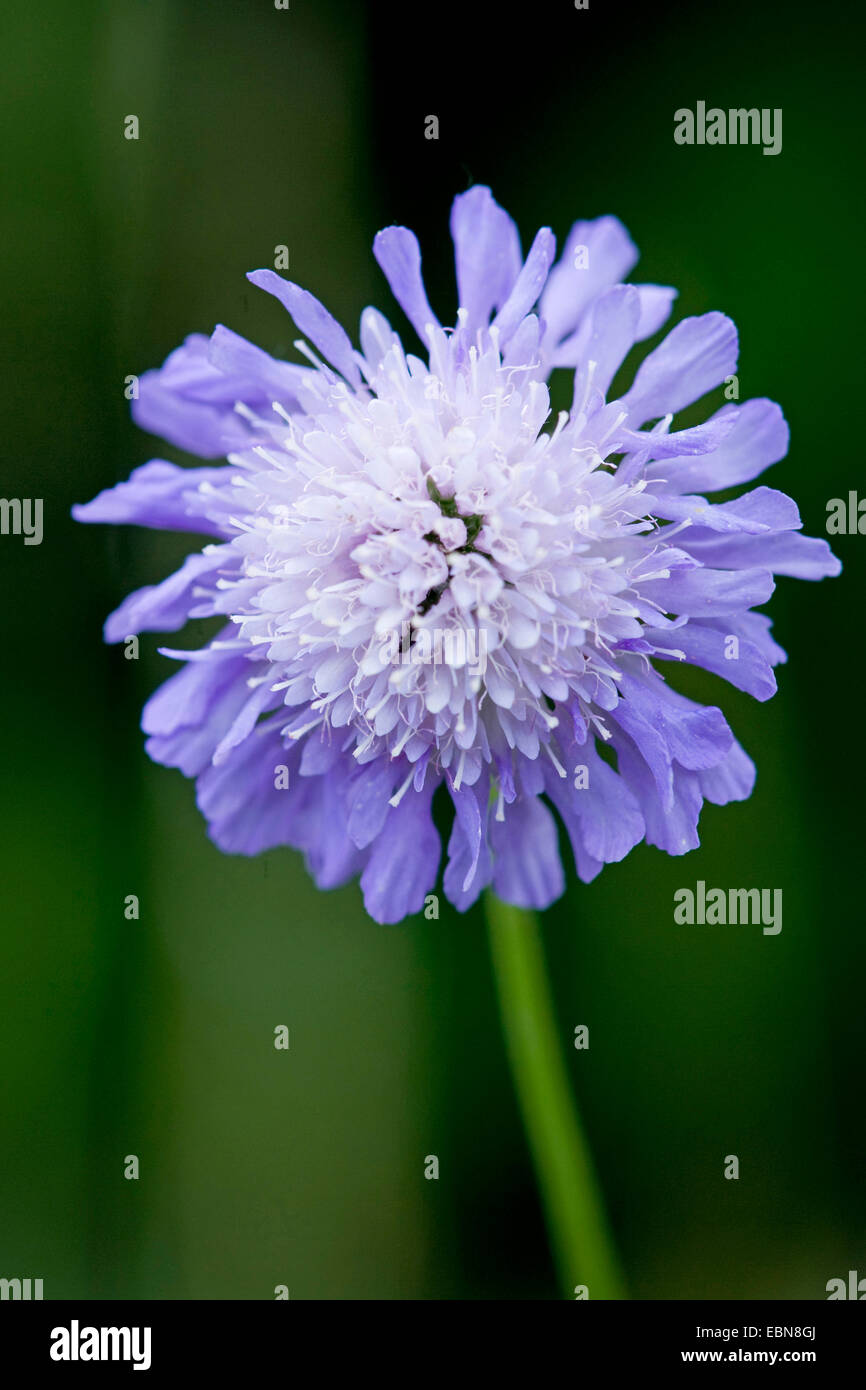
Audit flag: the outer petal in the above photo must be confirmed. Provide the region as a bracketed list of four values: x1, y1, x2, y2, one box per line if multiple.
[207, 324, 311, 400]
[617, 672, 734, 773]
[644, 620, 777, 701]
[618, 744, 704, 856]
[444, 775, 493, 911]
[638, 565, 776, 617]
[143, 647, 255, 775]
[132, 333, 283, 458]
[650, 485, 801, 533]
[679, 530, 841, 580]
[633, 285, 678, 340]
[372, 227, 440, 344]
[73, 459, 237, 537]
[647, 399, 789, 495]
[103, 547, 232, 642]
[540, 215, 639, 346]
[546, 739, 645, 866]
[492, 227, 556, 346]
[196, 716, 300, 856]
[360, 781, 440, 924]
[489, 795, 564, 909]
[449, 186, 522, 332]
[247, 270, 362, 387]
[622, 312, 738, 427]
[569, 285, 642, 401]
[698, 737, 756, 805]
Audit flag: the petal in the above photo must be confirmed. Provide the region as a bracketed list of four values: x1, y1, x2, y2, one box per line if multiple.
[620, 746, 703, 856]
[546, 739, 645, 866]
[540, 215, 639, 346]
[450, 185, 522, 331]
[651, 485, 801, 533]
[647, 398, 789, 495]
[300, 771, 368, 890]
[372, 226, 440, 344]
[617, 672, 733, 773]
[698, 738, 756, 805]
[72, 459, 235, 537]
[492, 227, 557, 345]
[345, 758, 399, 850]
[681, 531, 841, 579]
[490, 795, 564, 909]
[208, 324, 311, 401]
[638, 564, 776, 616]
[645, 621, 777, 701]
[569, 285, 641, 400]
[247, 269, 362, 386]
[196, 716, 302, 857]
[103, 547, 232, 642]
[132, 333, 275, 458]
[615, 412, 737, 463]
[623, 312, 738, 426]
[633, 284, 678, 340]
[143, 648, 254, 776]
[444, 775, 493, 911]
[360, 781, 440, 923]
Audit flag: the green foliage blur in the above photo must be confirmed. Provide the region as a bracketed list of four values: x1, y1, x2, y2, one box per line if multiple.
[0, 0, 862, 1298]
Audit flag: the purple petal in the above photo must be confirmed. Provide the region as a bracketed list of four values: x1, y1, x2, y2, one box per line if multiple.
[633, 284, 678, 340]
[623, 312, 738, 427]
[247, 269, 362, 386]
[615, 411, 737, 463]
[645, 621, 777, 701]
[132, 333, 275, 458]
[445, 776, 493, 911]
[490, 795, 564, 909]
[345, 758, 400, 850]
[143, 648, 254, 775]
[624, 748, 703, 856]
[208, 324, 311, 401]
[617, 672, 733, 773]
[449, 186, 522, 332]
[699, 738, 756, 805]
[546, 740, 644, 866]
[103, 547, 232, 642]
[72, 459, 235, 537]
[196, 716, 302, 856]
[360, 782, 440, 924]
[681, 530, 841, 580]
[647, 398, 789, 495]
[540, 215, 639, 346]
[639, 565, 775, 616]
[569, 285, 641, 401]
[651, 485, 801, 533]
[492, 227, 557, 346]
[372, 226, 440, 344]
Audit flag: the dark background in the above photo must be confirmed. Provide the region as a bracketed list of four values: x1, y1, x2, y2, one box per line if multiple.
[0, 0, 862, 1298]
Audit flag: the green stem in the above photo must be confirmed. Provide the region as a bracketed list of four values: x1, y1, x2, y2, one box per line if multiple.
[484, 892, 627, 1300]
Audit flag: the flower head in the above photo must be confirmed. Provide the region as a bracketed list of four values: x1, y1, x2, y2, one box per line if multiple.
[74, 188, 839, 922]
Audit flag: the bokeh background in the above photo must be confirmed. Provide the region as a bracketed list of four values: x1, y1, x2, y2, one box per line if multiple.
[1, 0, 863, 1299]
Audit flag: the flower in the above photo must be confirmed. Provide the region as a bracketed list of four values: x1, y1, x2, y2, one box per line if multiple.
[74, 187, 839, 923]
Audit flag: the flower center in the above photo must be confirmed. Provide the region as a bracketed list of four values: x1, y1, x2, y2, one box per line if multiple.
[418, 475, 487, 616]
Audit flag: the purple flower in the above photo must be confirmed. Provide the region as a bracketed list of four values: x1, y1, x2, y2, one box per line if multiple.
[74, 188, 839, 923]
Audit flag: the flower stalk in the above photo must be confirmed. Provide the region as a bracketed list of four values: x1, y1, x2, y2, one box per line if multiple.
[484, 891, 627, 1300]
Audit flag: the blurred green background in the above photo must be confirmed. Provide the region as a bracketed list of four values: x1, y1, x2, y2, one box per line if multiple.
[0, 0, 862, 1299]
